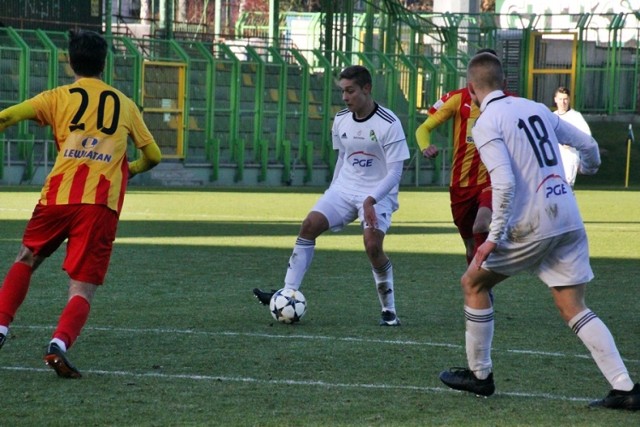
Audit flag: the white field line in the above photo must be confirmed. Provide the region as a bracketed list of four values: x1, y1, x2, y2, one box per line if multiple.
[3, 325, 630, 403]
[10, 324, 640, 365]
[0, 365, 593, 403]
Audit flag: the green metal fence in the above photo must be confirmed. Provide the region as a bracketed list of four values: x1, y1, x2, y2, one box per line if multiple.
[1, 12, 639, 185]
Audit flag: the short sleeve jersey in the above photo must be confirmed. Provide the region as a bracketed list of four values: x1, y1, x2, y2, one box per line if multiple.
[472, 92, 585, 242]
[29, 78, 155, 214]
[428, 88, 489, 188]
[331, 104, 409, 197]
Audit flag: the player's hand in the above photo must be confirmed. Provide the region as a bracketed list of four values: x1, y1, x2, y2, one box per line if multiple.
[422, 146, 439, 158]
[363, 196, 378, 229]
[473, 240, 496, 269]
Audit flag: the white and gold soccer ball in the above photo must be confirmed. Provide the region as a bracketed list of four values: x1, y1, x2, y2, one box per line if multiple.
[269, 288, 307, 324]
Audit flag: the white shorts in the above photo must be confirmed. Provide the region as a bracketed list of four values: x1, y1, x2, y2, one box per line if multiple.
[483, 228, 594, 287]
[311, 187, 397, 233]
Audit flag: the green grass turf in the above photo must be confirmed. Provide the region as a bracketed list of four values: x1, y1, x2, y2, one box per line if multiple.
[0, 188, 638, 426]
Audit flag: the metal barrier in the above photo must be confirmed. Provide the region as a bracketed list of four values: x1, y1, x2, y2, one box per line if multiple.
[1, 12, 639, 186]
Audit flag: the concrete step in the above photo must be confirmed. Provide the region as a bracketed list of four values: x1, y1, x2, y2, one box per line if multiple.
[147, 162, 205, 186]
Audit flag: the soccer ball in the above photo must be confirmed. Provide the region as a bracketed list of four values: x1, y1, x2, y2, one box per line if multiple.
[269, 288, 307, 324]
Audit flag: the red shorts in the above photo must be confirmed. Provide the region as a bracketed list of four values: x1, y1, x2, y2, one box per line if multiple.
[449, 185, 492, 239]
[22, 203, 118, 284]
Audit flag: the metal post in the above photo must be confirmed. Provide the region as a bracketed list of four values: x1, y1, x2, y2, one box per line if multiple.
[625, 124, 634, 188]
[269, 0, 279, 48]
[105, 0, 113, 37]
[164, 0, 174, 39]
[322, 0, 334, 61]
[214, 0, 222, 40]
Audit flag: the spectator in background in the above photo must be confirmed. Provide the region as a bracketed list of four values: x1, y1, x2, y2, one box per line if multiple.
[553, 86, 592, 188]
[481, 0, 496, 12]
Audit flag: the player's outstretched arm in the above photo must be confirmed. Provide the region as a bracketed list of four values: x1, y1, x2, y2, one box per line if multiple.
[128, 142, 162, 177]
[415, 116, 441, 158]
[0, 101, 37, 132]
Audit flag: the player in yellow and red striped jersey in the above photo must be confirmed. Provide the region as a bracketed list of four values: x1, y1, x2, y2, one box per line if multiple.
[0, 30, 161, 378]
[416, 86, 492, 265]
[415, 49, 508, 266]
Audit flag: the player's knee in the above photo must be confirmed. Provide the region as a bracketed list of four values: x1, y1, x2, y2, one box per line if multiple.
[472, 219, 490, 234]
[460, 272, 473, 291]
[473, 207, 492, 234]
[14, 245, 38, 268]
[460, 272, 485, 296]
[68, 280, 98, 303]
[299, 213, 327, 238]
[472, 223, 487, 235]
[299, 217, 314, 235]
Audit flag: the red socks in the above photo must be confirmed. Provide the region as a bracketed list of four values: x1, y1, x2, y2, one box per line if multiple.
[0, 262, 33, 326]
[53, 295, 91, 350]
[0, 263, 91, 350]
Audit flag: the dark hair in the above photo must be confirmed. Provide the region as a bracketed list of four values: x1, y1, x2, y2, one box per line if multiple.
[476, 48, 498, 56]
[555, 86, 570, 96]
[68, 30, 108, 77]
[338, 65, 372, 89]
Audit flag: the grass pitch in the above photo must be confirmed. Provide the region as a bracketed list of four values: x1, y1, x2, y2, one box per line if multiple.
[0, 188, 638, 426]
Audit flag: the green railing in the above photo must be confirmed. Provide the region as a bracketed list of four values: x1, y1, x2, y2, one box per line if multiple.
[1, 12, 639, 185]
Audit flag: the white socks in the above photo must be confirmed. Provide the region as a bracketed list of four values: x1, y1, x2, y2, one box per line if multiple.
[51, 337, 67, 352]
[372, 260, 395, 312]
[283, 237, 315, 290]
[464, 305, 494, 380]
[569, 309, 634, 391]
[463, 306, 634, 389]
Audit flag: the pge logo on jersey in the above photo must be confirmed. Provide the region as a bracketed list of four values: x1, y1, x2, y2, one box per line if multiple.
[545, 183, 568, 198]
[536, 174, 569, 199]
[348, 150, 379, 168]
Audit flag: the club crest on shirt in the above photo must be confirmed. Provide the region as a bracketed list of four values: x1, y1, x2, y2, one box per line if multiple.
[432, 99, 445, 110]
[369, 130, 378, 143]
[63, 135, 112, 162]
[81, 137, 99, 149]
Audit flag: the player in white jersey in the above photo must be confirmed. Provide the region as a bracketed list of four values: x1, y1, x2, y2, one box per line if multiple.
[438, 52, 640, 410]
[253, 65, 410, 326]
[553, 86, 592, 187]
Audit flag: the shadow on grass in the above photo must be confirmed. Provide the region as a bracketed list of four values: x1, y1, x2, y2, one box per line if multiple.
[0, 219, 460, 239]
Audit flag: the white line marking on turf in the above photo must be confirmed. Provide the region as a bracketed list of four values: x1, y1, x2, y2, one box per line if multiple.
[0, 365, 592, 403]
[12, 324, 640, 364]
